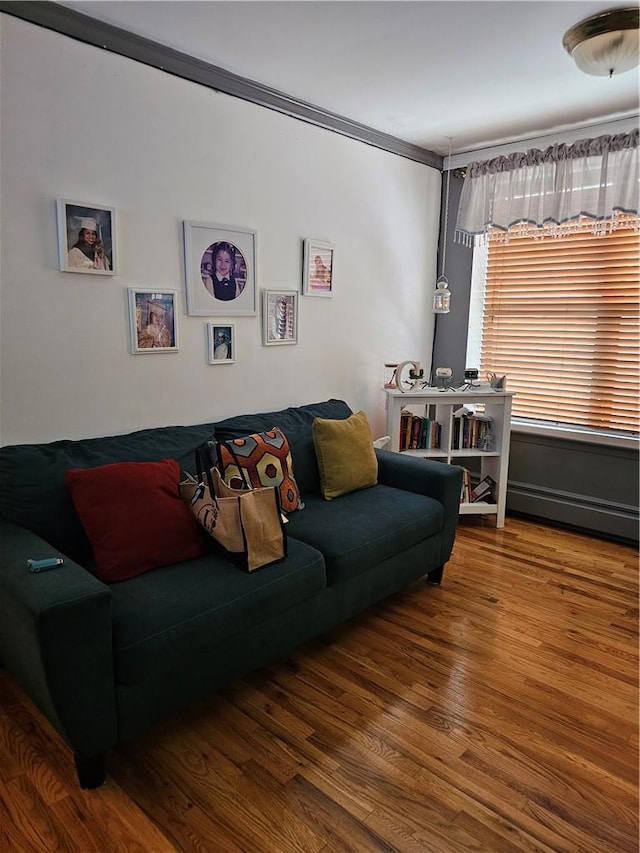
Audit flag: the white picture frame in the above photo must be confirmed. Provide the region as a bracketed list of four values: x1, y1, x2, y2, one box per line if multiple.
[57, 199, 117, 275]
[127, 289, 179, 354]
[262, 290, 298, 346]
[302, 238, 334, 297]
[207, 323, 236, 364]
[183, 221, 257, 316]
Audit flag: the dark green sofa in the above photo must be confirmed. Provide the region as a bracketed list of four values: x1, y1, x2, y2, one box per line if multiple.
[0, 399, 462, 789]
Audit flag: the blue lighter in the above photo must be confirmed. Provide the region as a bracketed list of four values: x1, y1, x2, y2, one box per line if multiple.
[27, 557, 64, 572]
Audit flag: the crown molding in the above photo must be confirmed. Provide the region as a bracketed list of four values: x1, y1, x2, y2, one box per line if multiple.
[0, 1, 442, 170]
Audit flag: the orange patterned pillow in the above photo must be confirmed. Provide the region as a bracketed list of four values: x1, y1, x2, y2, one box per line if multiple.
[217, 427, 304, 513]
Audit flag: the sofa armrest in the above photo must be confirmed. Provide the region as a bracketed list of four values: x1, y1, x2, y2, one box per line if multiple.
[0, 519, 117, 760]
[375, 449, 463, 565]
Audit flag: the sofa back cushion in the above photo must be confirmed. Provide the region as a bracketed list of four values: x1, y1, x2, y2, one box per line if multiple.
[0, 400, 353, 565]
[0, 422, 217, 566]
[212, 399, 352, 496]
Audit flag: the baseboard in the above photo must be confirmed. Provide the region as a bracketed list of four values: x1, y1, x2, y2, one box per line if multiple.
[506, 480, 639, 543]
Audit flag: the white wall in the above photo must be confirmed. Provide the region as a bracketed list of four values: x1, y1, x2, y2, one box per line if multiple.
[0, 15, 440, 446]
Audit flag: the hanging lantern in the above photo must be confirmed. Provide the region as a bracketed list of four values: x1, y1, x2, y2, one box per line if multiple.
[433, 275, 451, 313]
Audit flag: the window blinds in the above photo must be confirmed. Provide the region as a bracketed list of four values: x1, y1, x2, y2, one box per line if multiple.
[481, 221, 639, 434]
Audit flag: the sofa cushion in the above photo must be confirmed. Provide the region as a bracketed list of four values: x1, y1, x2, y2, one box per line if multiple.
[212, 399, 353, 496]
[217, 427, 304, 513]
[0, 422, 217, 566]
[65, 459, 207, 582]
[312, 410, 378, 500]
[110, 537, 326, 685]
[284, 485, 443, 584]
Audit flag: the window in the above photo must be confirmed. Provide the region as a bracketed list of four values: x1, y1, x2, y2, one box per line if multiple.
[467, 219, 639, 437]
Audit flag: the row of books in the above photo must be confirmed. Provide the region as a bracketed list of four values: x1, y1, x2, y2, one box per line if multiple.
[399, 411, 441, 450]
[459, 470, 496, 504]
[453, 406, 493, 451]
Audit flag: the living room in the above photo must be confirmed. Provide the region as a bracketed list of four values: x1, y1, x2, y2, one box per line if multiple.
[0, 2, 638, 851]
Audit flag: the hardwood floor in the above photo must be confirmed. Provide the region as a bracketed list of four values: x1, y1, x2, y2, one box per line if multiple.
[1, 516, 638, 852]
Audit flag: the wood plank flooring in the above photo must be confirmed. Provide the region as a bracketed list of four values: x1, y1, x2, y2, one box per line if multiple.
[1, 516, 637, 852]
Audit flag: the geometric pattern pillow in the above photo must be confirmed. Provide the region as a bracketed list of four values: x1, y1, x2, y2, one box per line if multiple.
[217, 426, 304, 513]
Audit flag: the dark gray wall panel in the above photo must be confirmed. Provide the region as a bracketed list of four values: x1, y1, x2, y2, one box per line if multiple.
[432, 174, 472, 381]
[508, 434, 639, 542]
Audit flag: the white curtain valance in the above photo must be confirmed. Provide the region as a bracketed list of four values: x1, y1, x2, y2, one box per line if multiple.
[454, 129, 639, 245]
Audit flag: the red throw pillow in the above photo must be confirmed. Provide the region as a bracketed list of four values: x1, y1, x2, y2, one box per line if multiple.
[65, 459, 207, 582]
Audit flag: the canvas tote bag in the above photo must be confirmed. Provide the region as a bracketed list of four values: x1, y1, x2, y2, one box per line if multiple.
[180, 454, 286, 572]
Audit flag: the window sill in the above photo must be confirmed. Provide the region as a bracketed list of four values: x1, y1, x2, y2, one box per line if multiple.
[511, 419, 639, 451]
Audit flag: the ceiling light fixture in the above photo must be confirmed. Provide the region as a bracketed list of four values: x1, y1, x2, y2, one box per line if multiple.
[433, 138, 452, 314]
[563, 6, 639, 77]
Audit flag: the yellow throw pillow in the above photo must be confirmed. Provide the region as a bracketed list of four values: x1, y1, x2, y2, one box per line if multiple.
[312, 410, 378, 500]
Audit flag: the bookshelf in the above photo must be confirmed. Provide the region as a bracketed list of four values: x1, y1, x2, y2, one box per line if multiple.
[385, 388, 515, 527]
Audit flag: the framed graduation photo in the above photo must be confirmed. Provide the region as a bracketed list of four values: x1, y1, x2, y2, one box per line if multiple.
[57, 199, 116, 275]
[127, 289, 179, 354]
[184, 221, 257, 316]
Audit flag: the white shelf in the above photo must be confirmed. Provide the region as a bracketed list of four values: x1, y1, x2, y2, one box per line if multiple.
[459, 502, 498, 515]
[450, 449, 500, 458]
[397, 449, 449, 458]
[385, 388, 515, 528]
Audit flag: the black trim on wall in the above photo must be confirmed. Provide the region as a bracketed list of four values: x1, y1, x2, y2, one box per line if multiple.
[0, 1, 442, 170]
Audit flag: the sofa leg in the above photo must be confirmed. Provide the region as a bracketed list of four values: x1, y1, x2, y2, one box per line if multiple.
[74, 753, 107, 789]
[427, 565, 444, 585]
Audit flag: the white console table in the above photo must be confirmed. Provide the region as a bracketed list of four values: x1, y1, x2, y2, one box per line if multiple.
[385, 388, 514, 527]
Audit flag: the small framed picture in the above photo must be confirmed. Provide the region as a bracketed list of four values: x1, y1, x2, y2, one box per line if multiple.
[207, 323, 235, 364]
[302, 238, 334, 297]
[184, 221, 257, 316]
[127, 289, 179, 354]
[262, 290, 298, 346]
[57, 199, 116, 275]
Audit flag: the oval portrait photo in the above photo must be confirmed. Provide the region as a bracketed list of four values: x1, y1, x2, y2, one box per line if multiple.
[200, 241, 247, 301]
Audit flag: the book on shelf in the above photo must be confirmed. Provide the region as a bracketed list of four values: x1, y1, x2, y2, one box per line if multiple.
[458, 470, 496, 505]
[453, 404, 474, 418]
[399, 409, 441, 451]
[410, 415, 421, 449]
[452, 409, 493, 450]
[470, 474, 496, 503]
[459, 467, 472, 503]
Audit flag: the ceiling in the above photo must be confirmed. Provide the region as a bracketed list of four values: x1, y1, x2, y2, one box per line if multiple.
[58, 0, 639, 158]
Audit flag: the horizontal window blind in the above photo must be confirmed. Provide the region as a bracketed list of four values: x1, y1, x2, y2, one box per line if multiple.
[482, 220, 639, 434]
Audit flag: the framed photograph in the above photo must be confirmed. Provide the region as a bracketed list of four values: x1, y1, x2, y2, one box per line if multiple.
[262, 290, 298, 346]
[207, 323, 236, 364]
[184, 221, 257, 316]
[57, 199, 116, 275]
[127, 289, 179, 354]
[302, 238, 334, 297]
